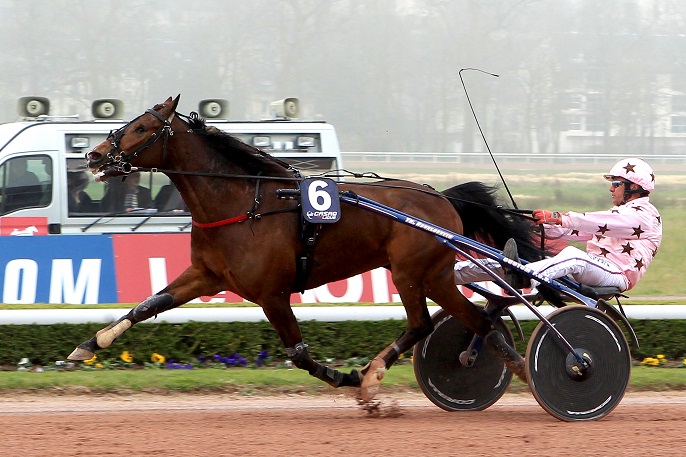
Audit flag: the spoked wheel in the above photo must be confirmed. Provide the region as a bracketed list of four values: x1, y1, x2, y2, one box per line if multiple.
[526, 306, 631, 421]
[413, 308, 514, 411]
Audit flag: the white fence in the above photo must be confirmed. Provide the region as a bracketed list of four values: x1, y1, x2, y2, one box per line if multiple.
[2, 305, 685, 325]
[342, 152, 686, 167]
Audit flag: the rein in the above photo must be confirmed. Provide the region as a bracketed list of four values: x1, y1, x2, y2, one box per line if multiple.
[105, 105, 532, 232]
[131, 166, 448, 199]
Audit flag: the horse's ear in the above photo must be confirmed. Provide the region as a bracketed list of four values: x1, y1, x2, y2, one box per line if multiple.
[158, 96, 180, 118]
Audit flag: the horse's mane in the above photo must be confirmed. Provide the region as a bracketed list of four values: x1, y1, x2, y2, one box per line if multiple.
[184, 114, 293, 177]
[442, 181, 546, 262]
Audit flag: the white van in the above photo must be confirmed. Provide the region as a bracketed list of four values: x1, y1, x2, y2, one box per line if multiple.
[0, 97, 344, 235]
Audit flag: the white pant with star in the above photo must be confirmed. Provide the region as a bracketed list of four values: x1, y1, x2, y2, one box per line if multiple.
[454, 246, 629, 291]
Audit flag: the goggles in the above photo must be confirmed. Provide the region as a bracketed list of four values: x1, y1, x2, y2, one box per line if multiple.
[611, 180, 629, 188]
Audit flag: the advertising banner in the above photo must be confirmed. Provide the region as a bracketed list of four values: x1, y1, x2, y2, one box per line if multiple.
[113, 233, 490, 304]
[1, 234, 489, 305]
[0, 216, 49, 236]
[0, 235, 117, 304]
[111, 234, 406, 304]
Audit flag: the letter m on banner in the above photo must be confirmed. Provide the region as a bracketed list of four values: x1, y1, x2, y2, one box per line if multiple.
[49, 259, 102, 304]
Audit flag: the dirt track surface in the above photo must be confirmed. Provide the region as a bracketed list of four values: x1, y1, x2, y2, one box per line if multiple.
[1, 391, 685, 456]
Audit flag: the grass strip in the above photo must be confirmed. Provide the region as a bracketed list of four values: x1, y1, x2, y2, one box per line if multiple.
[0, 365, 683, 395]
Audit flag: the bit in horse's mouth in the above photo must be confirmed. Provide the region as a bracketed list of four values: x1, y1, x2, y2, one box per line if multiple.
[91, 165, 122, 182]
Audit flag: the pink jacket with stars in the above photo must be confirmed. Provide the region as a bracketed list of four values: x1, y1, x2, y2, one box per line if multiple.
[544, 197, 662, 290]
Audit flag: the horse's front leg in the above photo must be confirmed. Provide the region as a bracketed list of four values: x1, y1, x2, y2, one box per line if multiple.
[260, 299, 361, 389]
[358, 278, 435, 402]
[67, 266, 221, 361]
[427, 268, 527, 382]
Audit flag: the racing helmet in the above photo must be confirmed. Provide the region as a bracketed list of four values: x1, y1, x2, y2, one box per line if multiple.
[603, 157, 655, 192]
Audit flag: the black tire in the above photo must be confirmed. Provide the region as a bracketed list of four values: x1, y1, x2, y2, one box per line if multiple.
[413, 308, 513, 411]
[526, 306, 631, 421]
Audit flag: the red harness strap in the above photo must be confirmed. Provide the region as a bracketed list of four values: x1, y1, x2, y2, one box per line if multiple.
[191, 213, 249, 228]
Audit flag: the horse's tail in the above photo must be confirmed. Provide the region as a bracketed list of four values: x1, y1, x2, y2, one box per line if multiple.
[442, 181, 544, 261]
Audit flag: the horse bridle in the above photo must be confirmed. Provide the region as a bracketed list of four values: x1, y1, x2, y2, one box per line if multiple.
[95, 108, 174, 174]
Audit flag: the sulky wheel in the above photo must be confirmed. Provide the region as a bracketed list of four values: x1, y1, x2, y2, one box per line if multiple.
[413, 308, 514, 411]
[525, 306, 631, 421]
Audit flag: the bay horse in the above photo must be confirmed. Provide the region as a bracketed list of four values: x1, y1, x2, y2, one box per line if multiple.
[69, 96, 539, 401]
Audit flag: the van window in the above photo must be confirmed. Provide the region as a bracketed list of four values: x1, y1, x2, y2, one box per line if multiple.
[0, 155, 52, 215]
[151, 179, 188, 213]
[66, 159, 187, 216]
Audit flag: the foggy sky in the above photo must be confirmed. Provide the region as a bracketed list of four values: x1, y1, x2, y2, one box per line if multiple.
[2, 0, 685, 155]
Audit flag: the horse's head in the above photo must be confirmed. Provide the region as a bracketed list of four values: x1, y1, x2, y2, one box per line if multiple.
[86, 95, 180, 181]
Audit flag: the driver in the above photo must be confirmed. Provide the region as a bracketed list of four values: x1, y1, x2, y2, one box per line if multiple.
[453, 157, 662, 293]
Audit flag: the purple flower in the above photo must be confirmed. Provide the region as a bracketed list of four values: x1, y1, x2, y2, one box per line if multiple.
[255, 350, 269, 367]
[164, 360, 193, 370]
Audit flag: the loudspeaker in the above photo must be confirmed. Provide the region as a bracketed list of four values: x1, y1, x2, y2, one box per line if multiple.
[270, 98, 299, 119]
[17, 96, 50, 117]
[198, 99, 229, 119]
[92, 99, 125, 119]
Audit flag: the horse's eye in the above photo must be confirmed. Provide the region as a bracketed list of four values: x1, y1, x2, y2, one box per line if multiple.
[135, 126, 145, 134]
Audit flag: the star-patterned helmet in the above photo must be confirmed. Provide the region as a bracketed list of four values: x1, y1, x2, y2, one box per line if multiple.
[603, 157, 655, 192]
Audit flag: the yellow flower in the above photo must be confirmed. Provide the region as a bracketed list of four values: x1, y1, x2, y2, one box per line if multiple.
[657, 354, 666, 360]
[641, 357, 660, 366]
[95, 363, 103, 369]
[151, 353, 166, 364]
[120, 351, 133, 363]
[83, 355, 97, 366]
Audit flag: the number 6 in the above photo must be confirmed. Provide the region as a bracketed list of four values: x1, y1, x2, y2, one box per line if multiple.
[308, 180, 331, 211]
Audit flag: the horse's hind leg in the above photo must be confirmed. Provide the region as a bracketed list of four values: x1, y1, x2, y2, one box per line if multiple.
[427, 269, 527, 381]
[68, 266, 220, 361]
[260, 300, 361, 388]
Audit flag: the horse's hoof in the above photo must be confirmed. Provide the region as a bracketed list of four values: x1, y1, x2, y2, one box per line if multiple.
[67, 346, 95, 361]
[509, 357, 527, 383]
[360, 357, 386, 402]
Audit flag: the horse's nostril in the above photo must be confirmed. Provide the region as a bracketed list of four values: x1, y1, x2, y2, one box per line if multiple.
[86, 150, 103, 162]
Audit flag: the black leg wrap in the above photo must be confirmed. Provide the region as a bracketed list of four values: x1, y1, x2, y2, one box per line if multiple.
[286, 342, 309, 360]
[311, 365, 362, 388]
[132, 293, 175, 323]
[485, 330, 526, 382]
[361, 342, 401, 376]
[385, 343, 401, 368]
[286, 342, 362, 388]
[340, 369, 362, 387]
[79, 336, 102, 353]
[312, 364, 343, 387]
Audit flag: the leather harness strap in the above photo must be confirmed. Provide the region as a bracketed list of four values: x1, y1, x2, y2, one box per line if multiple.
[191, 175, 262, 228]
[191, 207, 300, 228]
[191, 213, 250, 228]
